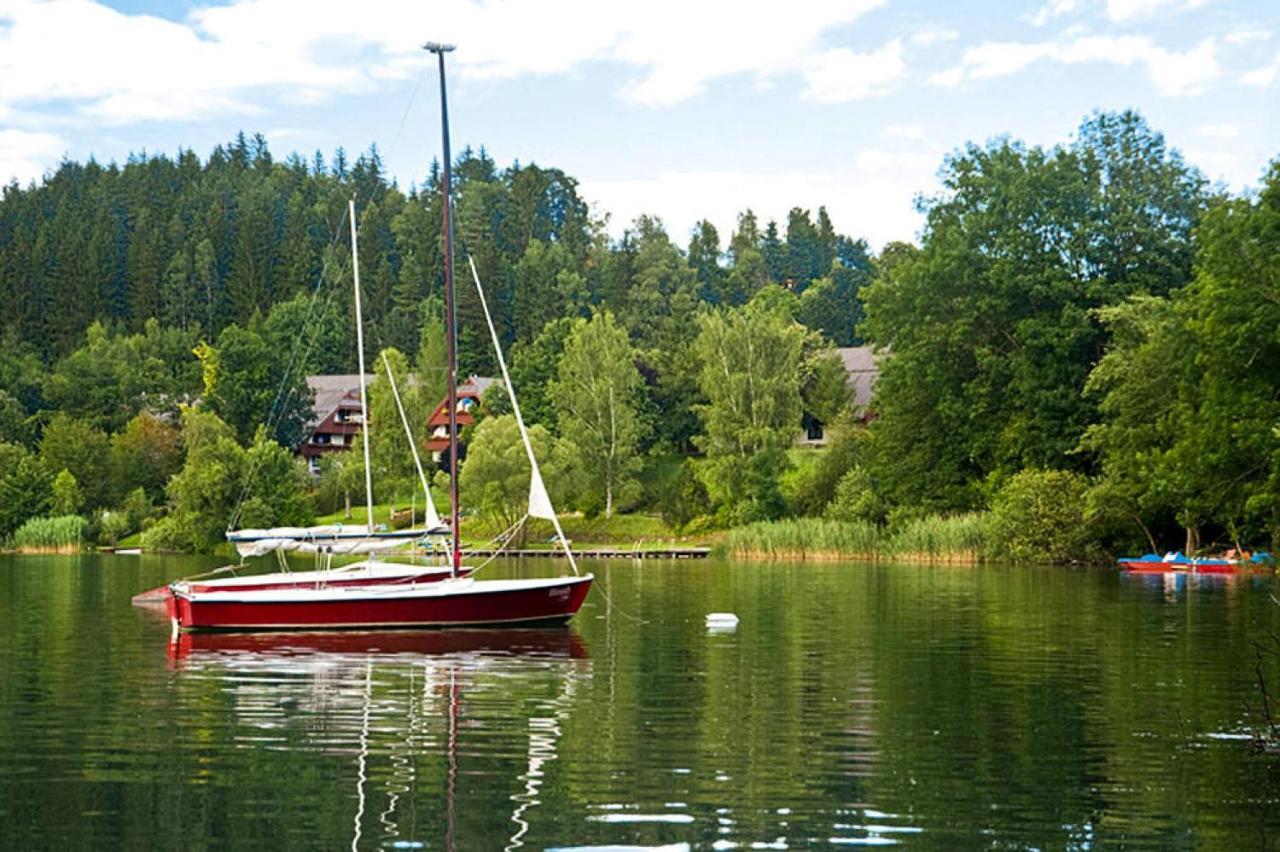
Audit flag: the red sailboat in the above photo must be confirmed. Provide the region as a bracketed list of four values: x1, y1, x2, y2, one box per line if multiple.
[169, 43, 592, 632]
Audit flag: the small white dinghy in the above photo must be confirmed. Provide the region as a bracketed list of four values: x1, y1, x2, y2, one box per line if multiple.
[706, 612, 739, 632]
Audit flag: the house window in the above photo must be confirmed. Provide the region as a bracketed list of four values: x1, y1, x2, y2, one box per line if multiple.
[307, 457, 321, 475]
[313, 433, 330, 445]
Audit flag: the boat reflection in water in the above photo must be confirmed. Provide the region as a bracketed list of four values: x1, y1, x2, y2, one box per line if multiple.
[167, 627, 589, 664]
[168, 627, 591, 851]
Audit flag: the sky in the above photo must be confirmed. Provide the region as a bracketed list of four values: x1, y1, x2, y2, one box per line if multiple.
[0, 0, 1277, 249]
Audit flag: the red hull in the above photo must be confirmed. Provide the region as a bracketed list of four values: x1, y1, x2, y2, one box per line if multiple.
[172, 575, 593, 631]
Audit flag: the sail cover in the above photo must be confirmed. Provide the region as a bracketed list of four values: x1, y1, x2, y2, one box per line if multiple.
[226, 525, 444, 559]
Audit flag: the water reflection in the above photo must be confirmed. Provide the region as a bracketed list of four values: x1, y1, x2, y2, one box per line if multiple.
[169, 627, 591, 851]
[6, 556, 1280, 849]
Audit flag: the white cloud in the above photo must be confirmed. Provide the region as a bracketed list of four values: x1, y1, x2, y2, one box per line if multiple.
[1197, 123, 1238, 139]
[1027, 0, 1077, 27]
[934, 35, 1219, 96]
[801, 39, 905, 103]
[583, 146, 943, 250]
[0, 0, 890, 122]
[1224, 28, 1272, 45]
[1242, 51, 1280, 87]
[911, 26, 958, 46]
[0, 130, 66, 186]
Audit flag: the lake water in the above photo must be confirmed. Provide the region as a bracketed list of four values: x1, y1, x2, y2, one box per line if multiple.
[3, 555, 1280, 849]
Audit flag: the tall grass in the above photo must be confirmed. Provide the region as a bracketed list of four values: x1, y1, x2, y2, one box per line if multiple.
[11, 515, 86, 553]
[886, 513, 990, 564]
[722, 513, 992, 564]
[722, 517, 883, 561]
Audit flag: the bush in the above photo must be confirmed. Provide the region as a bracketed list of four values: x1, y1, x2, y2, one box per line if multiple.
[661, 460, 711, 530]
[98, 510, 132, 546]
[11, 514, 86, 551]
[988, 468, 1101, 564]
[825, 466, 886, 524]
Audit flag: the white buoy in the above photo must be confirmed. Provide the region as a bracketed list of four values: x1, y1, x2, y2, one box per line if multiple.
[706, 612, 739, 629]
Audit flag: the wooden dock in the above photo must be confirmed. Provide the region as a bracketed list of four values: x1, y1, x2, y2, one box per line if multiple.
[463, 546, 711, 560]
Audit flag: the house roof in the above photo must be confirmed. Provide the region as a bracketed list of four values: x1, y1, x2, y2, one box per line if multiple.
[835, 346, 881, 410]
[305, 374, 373, 428]
[466, 376, 499, 397]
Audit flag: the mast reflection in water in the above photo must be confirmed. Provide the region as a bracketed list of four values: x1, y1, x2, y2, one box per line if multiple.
[170, 628, 591, 851]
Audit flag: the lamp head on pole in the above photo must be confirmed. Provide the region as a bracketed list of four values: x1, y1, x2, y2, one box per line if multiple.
[423, 42, 455, 54]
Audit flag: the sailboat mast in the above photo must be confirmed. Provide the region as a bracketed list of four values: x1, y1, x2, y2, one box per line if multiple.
[349, 198, 375, 534]
[427, 42, 461, 575]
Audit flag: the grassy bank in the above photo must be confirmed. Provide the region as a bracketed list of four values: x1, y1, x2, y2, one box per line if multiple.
[8, 515, 86, 554]
[720, 514, 991, 564]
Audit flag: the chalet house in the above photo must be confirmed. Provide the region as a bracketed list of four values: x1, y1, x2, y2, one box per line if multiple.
[299, 374, 372, 474]
[425, 376, 498, 468]
[799, 346, 881, 447]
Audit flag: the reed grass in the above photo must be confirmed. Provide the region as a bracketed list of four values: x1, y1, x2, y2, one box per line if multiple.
[722, 513, 993, 564]
[11, 514, 86, 553]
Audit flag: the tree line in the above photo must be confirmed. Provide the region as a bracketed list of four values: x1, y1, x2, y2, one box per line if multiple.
[1, 111, 1277, 558]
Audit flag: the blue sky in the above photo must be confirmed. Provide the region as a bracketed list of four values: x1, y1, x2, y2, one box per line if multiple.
[1, 0, 1277, 248]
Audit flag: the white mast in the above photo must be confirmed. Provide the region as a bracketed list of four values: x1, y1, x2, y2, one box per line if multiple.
[349, 197, 375, 533]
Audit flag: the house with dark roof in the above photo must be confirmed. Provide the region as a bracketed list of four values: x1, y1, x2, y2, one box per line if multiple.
[299, 374, 372, 474]
[799, 346, 882, 447]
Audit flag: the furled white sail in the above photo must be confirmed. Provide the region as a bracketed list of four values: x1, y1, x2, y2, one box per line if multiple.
[226, 526, 433, 559]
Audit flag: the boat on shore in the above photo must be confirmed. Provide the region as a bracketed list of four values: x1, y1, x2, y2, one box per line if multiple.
[1118, 550, 1275, 574]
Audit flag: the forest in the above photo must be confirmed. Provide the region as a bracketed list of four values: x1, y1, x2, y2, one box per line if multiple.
[0, 110, 1277, 561]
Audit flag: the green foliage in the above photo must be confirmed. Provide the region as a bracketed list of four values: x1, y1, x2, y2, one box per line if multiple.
[109, 412, 184, 503]
[509, 317, 574, 430]
[44, 320, 201, 432]
[1083, 160, 1280, 552]
[10, 515, 86, 551]
[415, 296, 449, 415]
[693, 301, 807, 520]
[0, 442, 52, 539]
[861, 111, 1206, 514]
[459, 415, 560, 534]
[552, 310, 647, 517]
[801, 345, 854, 425]
[780, 416, 866, 517]
[236, 429, 315, 529]
[50, 469, 82, 516]
[143, 409, 309, 552]
[825, 467, 886, 525]
[722, 513, 991, 563]
[663, 461, 712, 531]
[98, 510, 133, 547]
[39, 414, 111, 510]
[988, 469, 1100, 564]
[198, 322, 313, 448]
[365, 347, 429, 503]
